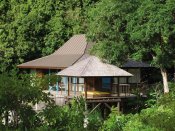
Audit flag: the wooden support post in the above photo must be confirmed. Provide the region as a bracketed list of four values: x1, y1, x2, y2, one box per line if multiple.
[93, 77, 95, 91]
[128, 84, 130, 95]
[110, 77, 113, 93]
[77, 78, 79, 92]
[121, 101, 124, 113]
[49, 69, 51, 87]
[117, 77, 120, 96]
[126, 69, 129, 84]
[104, 105, 107, 118]
[117, 101, 120, 111]
[65, 77, 67, 95]
[92, 103, 95, 109]
[89, 103, 101, 114]
[84, 78, 87, 99]
[104, 103, 111, 110]
[74, 79, 76, 96]
[68, 77, 70, 96]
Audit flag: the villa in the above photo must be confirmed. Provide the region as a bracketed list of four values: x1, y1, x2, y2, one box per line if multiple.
[18, 34, 152, 111]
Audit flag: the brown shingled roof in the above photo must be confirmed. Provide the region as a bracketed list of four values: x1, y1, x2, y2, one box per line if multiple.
[18, 34, 87, 69]
[57, 56, 133, 77]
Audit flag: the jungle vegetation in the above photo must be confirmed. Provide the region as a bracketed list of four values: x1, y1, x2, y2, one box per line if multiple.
[1, 0, 175, 130]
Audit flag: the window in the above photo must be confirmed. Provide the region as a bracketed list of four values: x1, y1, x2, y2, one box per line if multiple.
[79, 78, 84, 84]
[113, 77, 118, 84]
[102, 78, 111, 89]
[119, 77, 127, 84]
[72, 77, 77, 84]
[62, 77, 68, 84]
[78, 78, 84, 91]
[128, 69, 140, 83]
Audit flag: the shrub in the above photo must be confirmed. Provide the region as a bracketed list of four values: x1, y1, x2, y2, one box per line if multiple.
[87, 110, 103, 131]
[100, 107, 132, 131]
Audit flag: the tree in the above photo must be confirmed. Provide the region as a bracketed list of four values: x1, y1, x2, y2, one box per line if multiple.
[0, 71, 52, 129]
[0, 0, 100, 72]
[127, 0, 175, 93]
[87, 0, 175, 93]
[87, 0, 140, 66]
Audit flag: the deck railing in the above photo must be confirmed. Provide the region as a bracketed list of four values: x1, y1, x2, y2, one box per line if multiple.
[112, 84, 130, 96]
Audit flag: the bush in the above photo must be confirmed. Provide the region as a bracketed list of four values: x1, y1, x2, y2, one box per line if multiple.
[0, 72, 52, 129]
[100, 107, 132, 131]
[38, 97, 85, 131]
[87, 110, 103, 131]
[124, 93, 175, 131]
[123, 114, 160, 131]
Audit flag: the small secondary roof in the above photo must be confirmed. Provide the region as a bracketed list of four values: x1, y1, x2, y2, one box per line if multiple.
[57, 56, 133, 77]
[122, 60, 150, 68]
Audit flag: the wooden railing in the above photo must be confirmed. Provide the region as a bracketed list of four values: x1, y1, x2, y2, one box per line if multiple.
[112, 83, 130, 96]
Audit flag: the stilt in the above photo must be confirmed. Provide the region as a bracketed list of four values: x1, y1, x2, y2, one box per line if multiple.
[68, 77, 70, 96]
[48, 69, 52, 92]
[65, 77, 68, 95]
[92, 103, 95, 109]
[104, 105, 107, 118]
[49, 69, 51, 85]
[89, 103, 101, 114]
[35, 103, 38, 111]
[104, 103, 111, 110]
[74, 83, 76, 96]
[84, 78, 87, 99]
[56, 82, 59, 97]
[117, 101, 120, 111]
[121, 101, 124, 113]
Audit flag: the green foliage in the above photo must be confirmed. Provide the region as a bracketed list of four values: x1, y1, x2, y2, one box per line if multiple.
[145, 82, 163, 107]
[0, 71, 52, 129]
[1, 78, 175, 130]
[123, 114, 160, 131]
[100, 107, 131, 131]
[1, 0, 175, 130]
[87, 0, 139, 66]
[0, 0, 100, 72]
[87, 0, 175, 93]
[87, 110, 103, 131]
[36, 97, 103, 131]
[37, 74, 61, 90]
[140, 106, 175, 131]
[38, 96, 85, 131]
[99, 85, 175, 131]
[127, 0, 175, 69]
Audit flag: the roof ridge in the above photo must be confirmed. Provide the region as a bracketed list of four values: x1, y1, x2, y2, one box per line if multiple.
[70, 35, 88, 65]
[80, 57, 93, 76]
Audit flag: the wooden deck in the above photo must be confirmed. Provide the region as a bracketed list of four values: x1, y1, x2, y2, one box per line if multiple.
[33, 90, 136, 111]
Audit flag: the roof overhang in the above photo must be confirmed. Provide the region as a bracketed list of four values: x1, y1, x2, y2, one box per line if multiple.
[57, 56, 133, 77]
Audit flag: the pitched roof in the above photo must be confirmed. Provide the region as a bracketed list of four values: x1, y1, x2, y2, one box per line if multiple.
[57, 56, 133, 77]
[18, 34, 87, 69]
[53, 34, 87, 55]
[18, 34, 151, 69]
[122, 60, 150, 68]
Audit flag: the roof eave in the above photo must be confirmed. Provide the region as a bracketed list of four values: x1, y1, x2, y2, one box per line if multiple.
[17, 65, 66, 70]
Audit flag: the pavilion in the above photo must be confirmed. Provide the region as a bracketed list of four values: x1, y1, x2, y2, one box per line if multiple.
[57, 55, 133, 99]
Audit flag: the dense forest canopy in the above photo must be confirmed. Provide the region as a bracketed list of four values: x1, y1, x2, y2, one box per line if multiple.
[1, 0, 175, 93]
[87, 0, 175, 93]
[1, 0, 175, 130]
[0, 0, 99, 72]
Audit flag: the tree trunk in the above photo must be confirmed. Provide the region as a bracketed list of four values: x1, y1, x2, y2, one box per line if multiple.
[5, 111, 8, 126]
[160, 67, 169, 93]
[13, 110, 18, 128]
